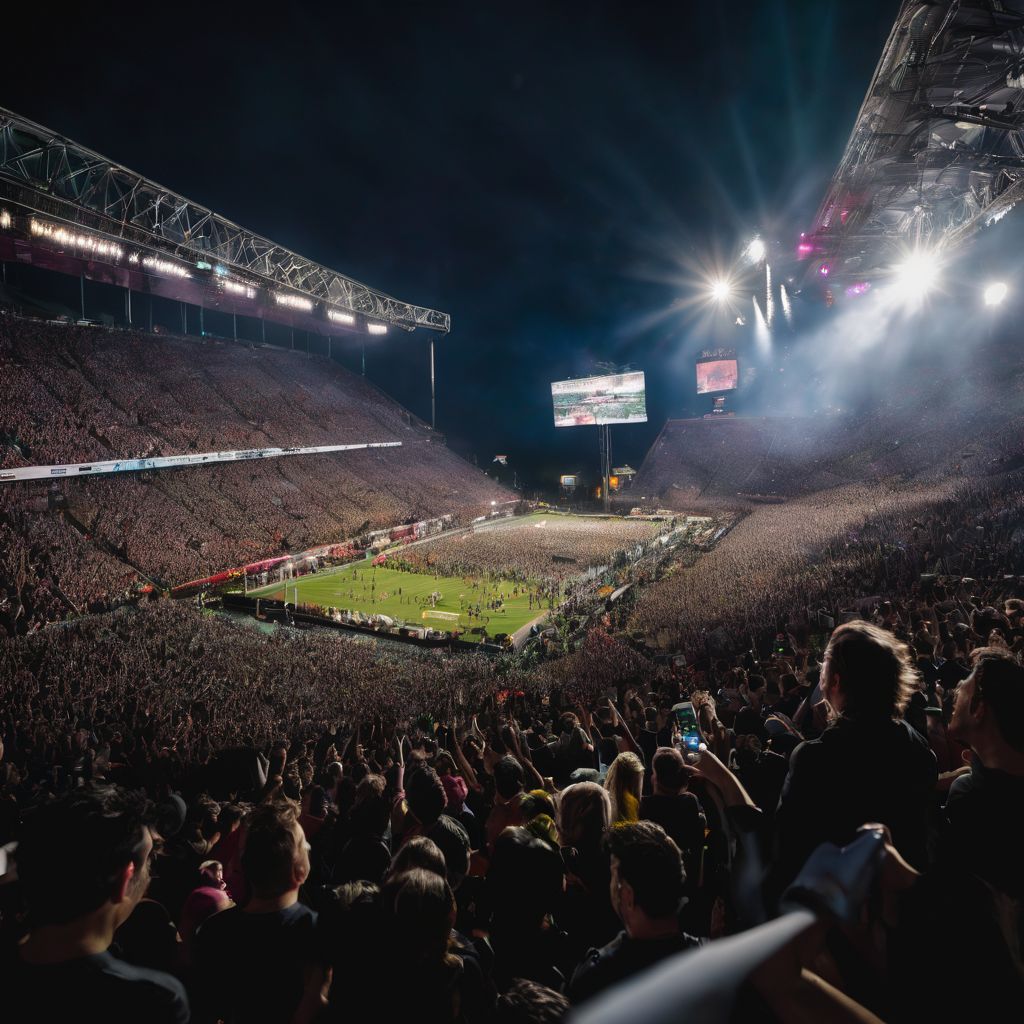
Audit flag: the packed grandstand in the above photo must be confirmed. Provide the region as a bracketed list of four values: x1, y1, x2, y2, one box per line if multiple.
[5, 11, 1024, 1019]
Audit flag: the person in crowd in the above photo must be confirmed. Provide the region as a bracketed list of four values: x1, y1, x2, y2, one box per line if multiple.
[486, 755, 526, 853]
[5, 784, 189, 1023]
[177, 860, 232, 966]
[568, 821, 702, 1004]
[773, 621, 938, 893]
[486, 826, 571, 991]
[190, 800, 323, 1024]
[604, 752, 643, 825]
[380, 868, 493, 1021]
[638, 747, 705, 885]
[495, 978, 569, 1023]
[556, 782, 620, 965]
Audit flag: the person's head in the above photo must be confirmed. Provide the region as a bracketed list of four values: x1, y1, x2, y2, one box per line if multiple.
[493, 755, 526, 801]
[405, 765, 447, 828]
[949, 647, 1024, 756]
[380, 868, 456, 965]
[488, 826, 564, 930]
[240, 800, 310, 899]
[388, 836, 447, 880]
[218, 803, 244, 834]
[426, 814, 471, 889]
[495, 979, 569, 1023]
[821, 621, 918, 719]
[16, 784, 155, 930]
[434, 751, 457, 777]
[557, 782, 610, 851]
[520, 789, 557, 824]
[604, 752, 644, 824]
[198, 859, 225, 889]
[651, 747, 688, 795]
[558, 712, 580, 734]
[605, 821, 684, 936]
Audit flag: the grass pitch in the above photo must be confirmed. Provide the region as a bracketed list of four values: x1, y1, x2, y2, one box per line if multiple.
[246, 560, 551, 642]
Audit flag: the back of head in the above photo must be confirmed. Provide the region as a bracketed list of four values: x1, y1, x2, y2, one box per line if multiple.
[16, 784, 153, 926]
[389, 836, 447, 880]
[651, 747, 687, 793]
[495, 979, 569, 1023]
[824, 620, 918, 719]
[557, 782, 610, 850]
[241, 800, 303, 897]
[971, 647, 1024, 751]
[605, 752, 644, 822]
[380, 868, 454, 965]
[604, 821, 684, 919]
[493, 755, 525, 800]
[405, 765, 447, 828]
[425, 814, 471, 887]
[488, 826, 564, 928]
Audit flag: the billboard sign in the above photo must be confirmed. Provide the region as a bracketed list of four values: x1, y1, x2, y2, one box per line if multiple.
[696, 359, 739, 395]
[551, 372, 647, 427]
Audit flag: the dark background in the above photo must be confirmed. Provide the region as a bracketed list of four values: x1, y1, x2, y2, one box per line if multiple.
[2, 0, 897, 490]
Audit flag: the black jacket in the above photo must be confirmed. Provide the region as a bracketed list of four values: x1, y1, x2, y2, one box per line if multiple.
[773, 715, 937, 891]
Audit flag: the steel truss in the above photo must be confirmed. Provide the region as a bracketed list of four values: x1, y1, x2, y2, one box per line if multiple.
[804, 1, 1024, 283]
[0, 107, 449, 333]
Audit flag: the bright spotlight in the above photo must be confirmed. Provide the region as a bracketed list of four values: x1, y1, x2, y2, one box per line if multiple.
[894, 250, 940, 300]
[984, 281, 1008, 307]
[710, 278, 734, 303]
[746, 237, 766, 263]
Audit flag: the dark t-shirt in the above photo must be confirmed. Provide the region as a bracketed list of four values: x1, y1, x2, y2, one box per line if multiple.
[638, 793, 704, 862]
[191, 901, 318, 1024]
[568, 928, 703, 1004]
[2, 948, 188, 1024]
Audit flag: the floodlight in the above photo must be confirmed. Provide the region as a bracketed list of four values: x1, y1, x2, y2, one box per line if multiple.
[894, 250, 940, 300]
[983, 281, 1008, 307]
[710, 278, 734, 303]
[746, 237, 766, 263]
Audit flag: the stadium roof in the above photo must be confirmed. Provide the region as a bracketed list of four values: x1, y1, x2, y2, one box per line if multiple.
[802, 0, 1024, 283]
[0, 106, 449, 333]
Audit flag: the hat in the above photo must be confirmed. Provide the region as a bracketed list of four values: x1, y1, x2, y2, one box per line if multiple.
[156, 793, 187, 838]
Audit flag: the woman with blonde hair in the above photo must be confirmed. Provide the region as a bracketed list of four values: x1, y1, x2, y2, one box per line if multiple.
[604, 752, 644, 825]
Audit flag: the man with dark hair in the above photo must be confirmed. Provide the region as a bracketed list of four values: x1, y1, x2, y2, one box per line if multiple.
[944, 647, 1024, 893]
[486, 755, 526, 853]
[890, 648, 1024, 1020]
[568, 821, 701, 1004]
[638, 747, 704, 884]
[191, 800, 323, 1024]
[7, 784, 188, 1023]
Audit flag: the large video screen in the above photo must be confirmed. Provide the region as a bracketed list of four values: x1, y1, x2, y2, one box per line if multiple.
[696, 359, 739, 395]
[551, 372, 647, 427]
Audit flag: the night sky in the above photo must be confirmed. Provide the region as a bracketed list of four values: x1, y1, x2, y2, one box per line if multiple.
[4, 1, 897, 489]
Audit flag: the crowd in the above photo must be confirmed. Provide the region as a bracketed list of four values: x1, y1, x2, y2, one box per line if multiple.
[628, 473, 1024, 656]
[402, 516, 663, 584]
[0, 317, 509, 631]
[1, 462, 1023, 1019]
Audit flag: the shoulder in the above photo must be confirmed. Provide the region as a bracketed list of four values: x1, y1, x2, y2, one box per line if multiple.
[93, 955, 189, 1022]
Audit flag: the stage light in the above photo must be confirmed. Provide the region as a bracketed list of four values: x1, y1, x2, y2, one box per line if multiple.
[328, 309, 356, 325]
[984, 281, 1008, 306]
[894, 249, 940, 300]
[367, 323, 388, 335]
[710, 278, 734, 303]
[746, 237, 766, 263]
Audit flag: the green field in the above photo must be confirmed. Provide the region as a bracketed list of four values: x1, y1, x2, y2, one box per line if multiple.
[246, 560, 551, 643]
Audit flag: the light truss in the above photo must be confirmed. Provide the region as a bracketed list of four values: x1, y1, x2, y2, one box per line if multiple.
[802, 1, 1024, 283]
[0, 106, 449, 333]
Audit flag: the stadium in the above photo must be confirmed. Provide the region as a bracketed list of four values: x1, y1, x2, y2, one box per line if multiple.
[3, 3, 1024, 1022]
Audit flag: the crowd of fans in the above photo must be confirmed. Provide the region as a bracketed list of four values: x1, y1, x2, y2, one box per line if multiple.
[0, 317, 509, 630]
[402, 516, 663, 584]
[1, 460, 1023, 1018]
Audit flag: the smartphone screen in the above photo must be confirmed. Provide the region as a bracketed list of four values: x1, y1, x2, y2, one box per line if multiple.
[672, 701, 700, 751]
